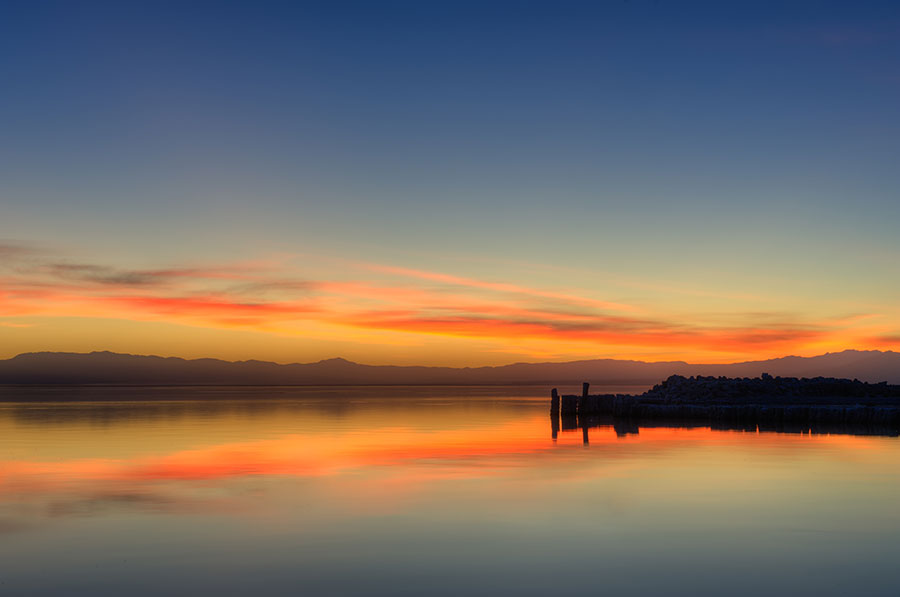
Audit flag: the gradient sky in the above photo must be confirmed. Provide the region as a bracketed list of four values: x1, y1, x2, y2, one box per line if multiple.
[2, 1, 899, 365]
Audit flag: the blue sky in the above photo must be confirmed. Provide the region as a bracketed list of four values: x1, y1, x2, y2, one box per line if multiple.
[2, 1, 899, 363]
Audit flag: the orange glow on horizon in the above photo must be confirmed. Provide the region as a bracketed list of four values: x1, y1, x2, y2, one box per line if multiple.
[1, 246, 898, 364]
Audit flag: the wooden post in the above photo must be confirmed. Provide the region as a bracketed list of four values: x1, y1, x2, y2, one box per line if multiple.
[577, 382, 591, 415]
[550, 388, 560, 440]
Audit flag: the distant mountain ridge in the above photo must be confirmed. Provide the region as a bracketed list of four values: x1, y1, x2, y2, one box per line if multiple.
[0, 349, 898, 385]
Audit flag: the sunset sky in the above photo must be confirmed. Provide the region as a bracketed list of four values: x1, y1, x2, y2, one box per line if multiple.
[2, 1, 899, 365]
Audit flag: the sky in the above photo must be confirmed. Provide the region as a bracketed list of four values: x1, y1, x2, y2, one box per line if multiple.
[2, 0, 899, 365]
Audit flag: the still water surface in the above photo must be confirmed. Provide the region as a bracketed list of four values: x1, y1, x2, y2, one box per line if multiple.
[1, 385, 899, 596]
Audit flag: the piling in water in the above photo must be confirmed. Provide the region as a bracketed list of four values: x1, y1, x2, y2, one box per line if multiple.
[553, 377, 900, 435]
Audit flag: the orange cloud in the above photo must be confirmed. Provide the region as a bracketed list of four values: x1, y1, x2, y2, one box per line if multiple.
[0, 244, 892, 362]
[340, 311, 827, 353]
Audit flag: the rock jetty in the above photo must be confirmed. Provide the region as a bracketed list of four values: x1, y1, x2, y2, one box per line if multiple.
[552, 375, 900, 433]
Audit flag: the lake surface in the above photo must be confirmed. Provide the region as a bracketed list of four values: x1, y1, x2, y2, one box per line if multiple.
[1, 385, 899, 596]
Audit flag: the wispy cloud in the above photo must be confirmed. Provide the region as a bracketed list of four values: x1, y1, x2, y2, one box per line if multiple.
[0, 243, 890, 361]
[39, 264, 172, 286]
[0, 241, 46, 260]
[0, 322, 34, 328]
[368, 264, 640, 312]
[341, 311, 827, 353]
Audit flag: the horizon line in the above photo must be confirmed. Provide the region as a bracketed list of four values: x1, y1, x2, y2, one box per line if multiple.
[4, 347, 897, 369]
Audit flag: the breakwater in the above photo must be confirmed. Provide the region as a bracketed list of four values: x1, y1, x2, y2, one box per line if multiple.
[551, 375, 900, 436]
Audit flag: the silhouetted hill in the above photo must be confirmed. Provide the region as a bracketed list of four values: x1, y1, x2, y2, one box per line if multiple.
[0, 349, 897, 385]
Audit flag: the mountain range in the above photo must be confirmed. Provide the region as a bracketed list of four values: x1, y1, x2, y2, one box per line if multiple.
[0, 349, 898, 385]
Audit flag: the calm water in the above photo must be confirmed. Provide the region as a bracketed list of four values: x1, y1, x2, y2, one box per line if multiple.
[1, 385, 899, 596]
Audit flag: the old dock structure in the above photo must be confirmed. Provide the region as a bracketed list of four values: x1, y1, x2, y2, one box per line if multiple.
[550, 375, 900, 439]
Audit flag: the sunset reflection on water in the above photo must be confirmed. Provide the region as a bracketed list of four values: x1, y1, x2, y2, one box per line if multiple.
[1, 386, 899, 596]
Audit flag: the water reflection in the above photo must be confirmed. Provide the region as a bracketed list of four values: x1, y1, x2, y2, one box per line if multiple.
[554, 411, 900, 443]
[1, 387, 899, 596]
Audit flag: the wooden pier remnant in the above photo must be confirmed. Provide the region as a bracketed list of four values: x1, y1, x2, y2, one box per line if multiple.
[575, 383, 587, 414]
[551, 376, 900, 435]
[560, 413, 579, 430]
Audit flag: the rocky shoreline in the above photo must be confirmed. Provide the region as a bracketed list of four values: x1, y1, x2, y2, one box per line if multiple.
[553, 375, 900, 432]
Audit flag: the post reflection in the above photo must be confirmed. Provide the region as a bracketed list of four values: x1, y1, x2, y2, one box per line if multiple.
[553, 412, 900, 440]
